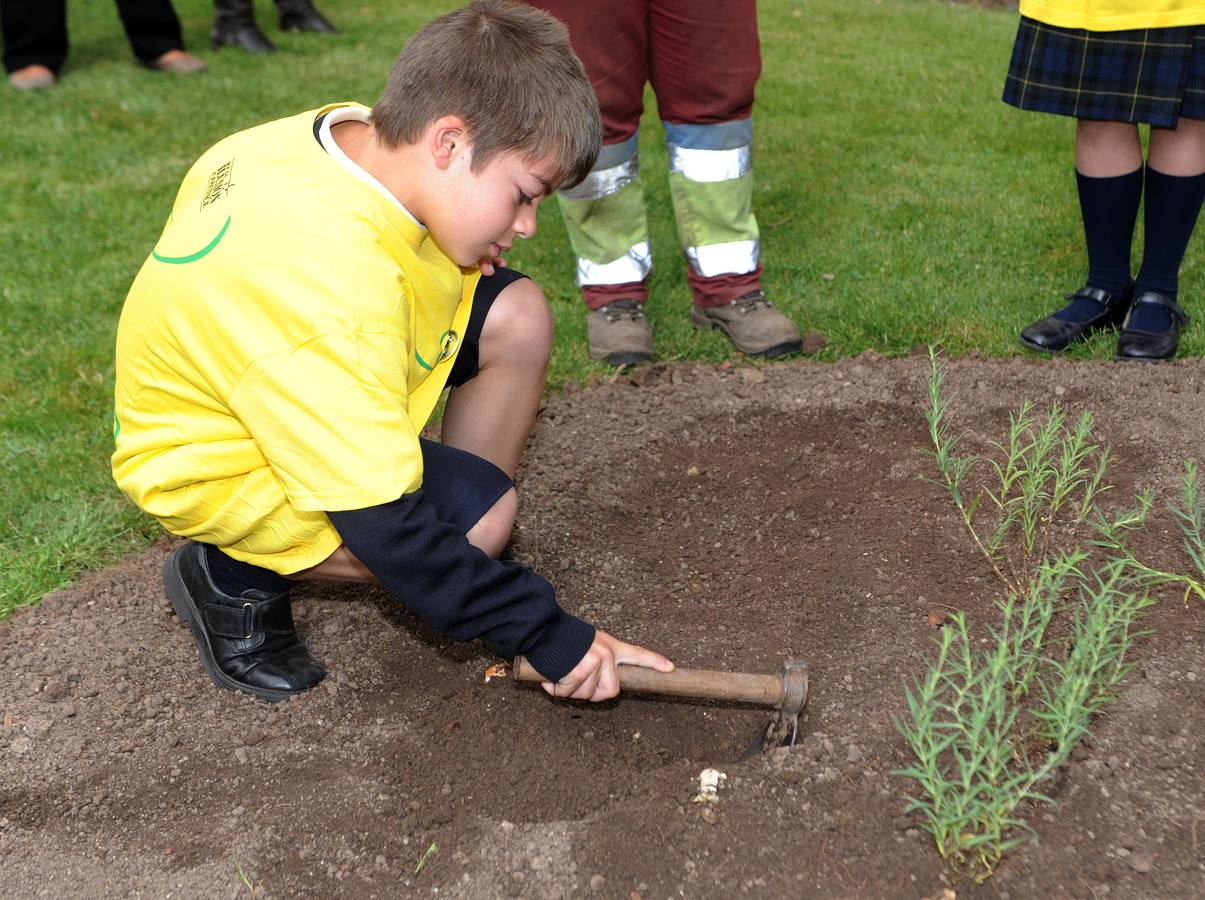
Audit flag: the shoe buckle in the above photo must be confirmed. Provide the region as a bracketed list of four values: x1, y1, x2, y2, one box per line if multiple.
[242, 602, 254, 639]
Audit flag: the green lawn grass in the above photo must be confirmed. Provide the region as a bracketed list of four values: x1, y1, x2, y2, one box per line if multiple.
[1, 0, 1200, 617]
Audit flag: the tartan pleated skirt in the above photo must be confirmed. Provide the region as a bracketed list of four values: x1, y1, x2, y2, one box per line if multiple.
[1003, 16, 1205, 126]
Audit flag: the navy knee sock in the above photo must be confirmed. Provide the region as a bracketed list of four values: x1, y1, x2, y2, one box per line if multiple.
[1132, 165, 1205, 330]
[1057, 167, 1142, 321]
[203, 543, 292, 597]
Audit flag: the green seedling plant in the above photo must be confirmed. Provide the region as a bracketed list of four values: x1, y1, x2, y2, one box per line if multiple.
[895, 553, 1154, 882]
[1170, 459, 1205, 582]
[1086, 469, 1205, 607]
[923, 348, 1110, 595]
[414, 841, 438, 876]
[899, 351, 1162, 883]
[233, 860, 257, 899]
[925, 348, 1205, 605]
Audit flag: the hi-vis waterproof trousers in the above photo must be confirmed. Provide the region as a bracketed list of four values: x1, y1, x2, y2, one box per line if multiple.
[529, 0, 763, 308]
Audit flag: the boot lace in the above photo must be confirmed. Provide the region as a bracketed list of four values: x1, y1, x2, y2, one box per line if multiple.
[731, 290, 774, 314]
[600, 299, 646, 322]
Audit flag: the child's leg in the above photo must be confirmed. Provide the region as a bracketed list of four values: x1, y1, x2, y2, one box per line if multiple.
[1075, 120, 1143, 176]
[293, 272, 552, 583]
[1069, 120, 1144, 307]
[1134, 118, 1205, 313]
[1110, 117, 1205, 356]
[440, 276, 553, 479]
[1021, 119, 1143, 352]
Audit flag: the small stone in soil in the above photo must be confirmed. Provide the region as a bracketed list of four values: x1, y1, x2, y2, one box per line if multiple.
[1128, 852, 1154, 873]
[241, 729, 265, 746]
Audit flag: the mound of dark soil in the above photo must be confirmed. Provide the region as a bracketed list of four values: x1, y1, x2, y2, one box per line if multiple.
[1, 355, 1201, 898]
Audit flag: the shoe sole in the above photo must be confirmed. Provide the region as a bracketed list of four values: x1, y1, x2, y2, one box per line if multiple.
[1018, 334, 1065, 354]
[163, 549, 296, 703]
[1113, 353, 1173, 362]
[589, 349, 655, 366]
[690, 313, 802, 357]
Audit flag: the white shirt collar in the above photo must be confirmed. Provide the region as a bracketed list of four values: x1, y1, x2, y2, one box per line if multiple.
[318, 106, 422, 227]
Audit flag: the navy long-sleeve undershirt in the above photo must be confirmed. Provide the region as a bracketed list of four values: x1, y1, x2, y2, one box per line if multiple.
[327, 492, 595, 681]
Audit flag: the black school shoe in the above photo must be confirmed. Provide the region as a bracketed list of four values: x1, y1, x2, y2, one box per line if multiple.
[1115, 291, 1189, 362]
[163, 542, 325, 702]
[1019, 285, 1133, 354]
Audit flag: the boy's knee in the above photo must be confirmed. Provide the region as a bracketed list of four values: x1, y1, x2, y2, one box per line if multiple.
[481, 278, 554, 363]
[466, 487, 518, 558]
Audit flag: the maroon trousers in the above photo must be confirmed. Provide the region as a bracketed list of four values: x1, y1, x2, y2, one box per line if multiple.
[530, 0, 760, 140]
[530, 0, 763, 306]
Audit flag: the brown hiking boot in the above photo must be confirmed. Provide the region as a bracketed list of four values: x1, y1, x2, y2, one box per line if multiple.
[690, 290, 802, 357]
[587, 299, 655, 365]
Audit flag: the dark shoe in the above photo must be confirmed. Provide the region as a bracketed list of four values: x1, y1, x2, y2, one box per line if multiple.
[1115, 291, 1188, 361]
[587, 299, 655, 365]
[163, 543, 324, 701]
[690, 291, 802, 357]
[1019, 285, 1132, 353]
[277, 0, 337, 33]
[211, 13, 277, 53]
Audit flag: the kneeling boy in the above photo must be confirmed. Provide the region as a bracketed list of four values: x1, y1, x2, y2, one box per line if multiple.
[112, 0, 672, 704]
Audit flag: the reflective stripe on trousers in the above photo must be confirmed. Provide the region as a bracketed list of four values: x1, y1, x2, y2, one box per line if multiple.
[557, 120, 760, 294]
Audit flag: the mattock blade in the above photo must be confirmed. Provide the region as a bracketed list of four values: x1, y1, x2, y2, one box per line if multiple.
[739, 658, 809, 759]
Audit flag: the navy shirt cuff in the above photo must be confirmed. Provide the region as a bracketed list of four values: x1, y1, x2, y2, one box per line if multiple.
[520, 611, 596, 682]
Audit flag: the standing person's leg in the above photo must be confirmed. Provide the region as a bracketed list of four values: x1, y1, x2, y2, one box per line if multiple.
[212, 0, 275, 53]
[1019, 120, 1143, 352]
[1115, 117, 1205, 358]
[528, 0, 656, 365]
[2, 0, 67, 89]
[649, 0, 800, 356]
[114, 0, 204, 72]
[274, 0, 336, 34]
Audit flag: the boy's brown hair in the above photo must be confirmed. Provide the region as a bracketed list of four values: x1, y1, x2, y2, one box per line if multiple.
[371, 0, 601, 190]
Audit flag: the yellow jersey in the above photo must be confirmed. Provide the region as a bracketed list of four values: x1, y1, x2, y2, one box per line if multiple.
[1021, 1, 1205, 30]
[113, 104, 478, 573]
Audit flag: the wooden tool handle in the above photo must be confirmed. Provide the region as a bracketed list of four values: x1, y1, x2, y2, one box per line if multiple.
[511, 655, 785, 708]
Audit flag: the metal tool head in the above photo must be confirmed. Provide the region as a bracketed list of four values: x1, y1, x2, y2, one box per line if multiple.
[740, 658, 810, 759]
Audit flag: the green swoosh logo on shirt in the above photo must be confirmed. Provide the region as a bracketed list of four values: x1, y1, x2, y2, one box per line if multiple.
[152, 216, 231, 264]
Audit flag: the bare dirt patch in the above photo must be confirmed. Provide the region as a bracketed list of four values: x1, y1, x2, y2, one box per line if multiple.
[1, 355, 1201, 898]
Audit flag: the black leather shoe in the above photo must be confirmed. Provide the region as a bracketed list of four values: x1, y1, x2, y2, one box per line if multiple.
[1115, 291, 1188, 361]
[163, 543, 324, 701]
[1019, 285, 1132, 353]
[277, 0, 337, 34]
[211, 19, 277, 53]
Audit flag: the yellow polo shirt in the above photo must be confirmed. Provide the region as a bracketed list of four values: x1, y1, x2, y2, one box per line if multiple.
[1021, 1, 1205, 30]
[113, 104, 478, 573]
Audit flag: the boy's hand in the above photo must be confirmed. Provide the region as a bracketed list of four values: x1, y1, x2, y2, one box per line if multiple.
[541, 630, 674, 702]
[476, 252, 508, 276]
